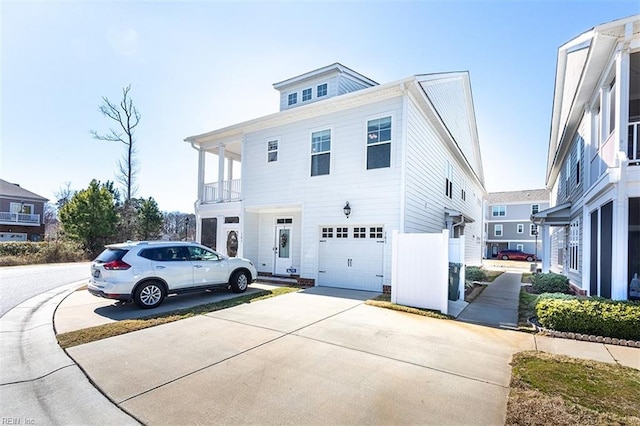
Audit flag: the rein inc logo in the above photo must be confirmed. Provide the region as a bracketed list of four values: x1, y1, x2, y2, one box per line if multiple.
[1, 418, 35, 425]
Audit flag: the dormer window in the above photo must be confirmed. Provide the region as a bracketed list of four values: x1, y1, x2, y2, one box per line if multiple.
[288, 93, 297, 105]
[317, 83, 327, 97]
[302, 88, 312, 102]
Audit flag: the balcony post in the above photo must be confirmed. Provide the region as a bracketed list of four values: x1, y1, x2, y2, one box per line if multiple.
[217, 144, 225, 202]
[197, 148, 205, 202]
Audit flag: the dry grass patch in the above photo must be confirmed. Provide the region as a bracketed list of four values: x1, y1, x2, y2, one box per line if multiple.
[507, 351, 640, 425]
[366, 294, 451, 320]
[484, 270, 504, 282]
[57, 286, 300, 349]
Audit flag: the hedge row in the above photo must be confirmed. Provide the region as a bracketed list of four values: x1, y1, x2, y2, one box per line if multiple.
[465, 266, 487, 282]
[0, 241, 88, 266]
[536, 297, 640, 341]
[531, 272, 571, 294]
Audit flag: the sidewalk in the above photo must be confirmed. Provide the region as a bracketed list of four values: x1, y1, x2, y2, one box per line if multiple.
[456, 271, 521, 329]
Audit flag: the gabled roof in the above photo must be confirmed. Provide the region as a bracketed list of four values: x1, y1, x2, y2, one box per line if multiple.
[272, 62, 378, 90]
[486, 189, 549, 204]
[0, 179, 48, 202]
[546, 14, 640, 186]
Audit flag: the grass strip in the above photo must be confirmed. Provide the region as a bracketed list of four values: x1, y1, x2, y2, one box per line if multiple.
[57, 286, 300, 349]
[365, 294, 451, 320]
[507, 351, 640, 425]
[484, 270, 504, 282]
[518, 288, 538, 328]
[521, 272, 533, 283]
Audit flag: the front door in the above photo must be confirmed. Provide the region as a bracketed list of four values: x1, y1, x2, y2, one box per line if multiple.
[274, 225, 292, 275]
[222, 225, 239, 258]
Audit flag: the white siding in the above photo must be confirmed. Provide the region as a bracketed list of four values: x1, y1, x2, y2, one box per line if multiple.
[337, 75, 370, 95]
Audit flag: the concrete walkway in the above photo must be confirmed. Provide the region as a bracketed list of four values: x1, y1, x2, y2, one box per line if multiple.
[456, 271, 521, 329]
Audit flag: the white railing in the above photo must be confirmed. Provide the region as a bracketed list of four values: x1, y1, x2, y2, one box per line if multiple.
[203, 179, 241, 203]
[628, 121, 640, 165]
[0, 211, 40, 225]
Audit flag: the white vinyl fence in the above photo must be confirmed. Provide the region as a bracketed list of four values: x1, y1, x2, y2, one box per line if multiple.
[391, 230, 465, 315]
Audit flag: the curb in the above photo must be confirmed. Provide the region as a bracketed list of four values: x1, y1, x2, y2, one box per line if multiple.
[528, 317, 640, 348]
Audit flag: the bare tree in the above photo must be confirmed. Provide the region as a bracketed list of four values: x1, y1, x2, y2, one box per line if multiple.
[90, 84, 141, 202]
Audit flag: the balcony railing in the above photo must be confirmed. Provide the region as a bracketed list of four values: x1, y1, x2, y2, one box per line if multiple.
[0, 211, 41, 225]
[203, 179, 241, 203]
[628, 121, 640, 165]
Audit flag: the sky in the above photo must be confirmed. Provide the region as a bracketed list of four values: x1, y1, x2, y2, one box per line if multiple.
[1, 1, 639, 213]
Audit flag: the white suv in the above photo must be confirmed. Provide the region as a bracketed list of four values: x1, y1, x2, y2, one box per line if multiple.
[88, 241, 257, 309]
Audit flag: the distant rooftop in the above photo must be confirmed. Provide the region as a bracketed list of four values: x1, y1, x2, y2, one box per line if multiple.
[0, 178, 48, 201]
[486, 189, 549, 204]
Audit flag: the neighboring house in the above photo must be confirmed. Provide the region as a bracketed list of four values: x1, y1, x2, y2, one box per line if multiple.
[185, 63, 486, 292]
[485, 189, 550, 259]
[532, 15, 640, 300]
[0, 179, 48, 242]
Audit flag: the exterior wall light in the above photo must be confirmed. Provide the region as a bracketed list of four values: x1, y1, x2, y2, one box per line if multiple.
[343, 202, 351, 218]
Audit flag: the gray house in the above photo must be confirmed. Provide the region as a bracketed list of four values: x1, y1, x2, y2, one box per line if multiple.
[485, 189, 550, 259]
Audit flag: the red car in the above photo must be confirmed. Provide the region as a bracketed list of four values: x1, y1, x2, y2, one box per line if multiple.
[496, 249, 537, 262]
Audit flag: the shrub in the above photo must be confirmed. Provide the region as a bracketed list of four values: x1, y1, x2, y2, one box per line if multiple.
[465, 266, 487, 282]
[531, 273, 571, 294]
[535, 293, 579, 303]
[0, 241, 87, 266]
[536, 298, 640, 340]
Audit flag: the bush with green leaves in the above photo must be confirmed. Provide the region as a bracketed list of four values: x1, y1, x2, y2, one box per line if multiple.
[465, 266, 487, 282]
[531, 272, 571, 294]
[536, 298, 640, 340]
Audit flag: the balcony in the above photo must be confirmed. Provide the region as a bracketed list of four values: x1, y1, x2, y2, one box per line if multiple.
[0, 212, 41, 226]
[203, 179, 241, 203]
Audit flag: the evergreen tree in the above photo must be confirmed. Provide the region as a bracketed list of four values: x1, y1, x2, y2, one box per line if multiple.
[136, 197, 163, 240]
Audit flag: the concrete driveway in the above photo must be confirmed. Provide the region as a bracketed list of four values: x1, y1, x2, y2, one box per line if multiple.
[66, 286, 536, 425]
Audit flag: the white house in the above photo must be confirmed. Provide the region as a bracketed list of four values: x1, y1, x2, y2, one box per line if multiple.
[185, 63, 486, 293]
[532, 15, 640, 300]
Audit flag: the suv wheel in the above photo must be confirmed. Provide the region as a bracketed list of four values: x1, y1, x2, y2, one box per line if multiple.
[230, 270, 249, 293]
[134, 281, 166, 309]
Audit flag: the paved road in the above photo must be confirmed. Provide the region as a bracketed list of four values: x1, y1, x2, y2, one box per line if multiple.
[0, 262, 90, 317]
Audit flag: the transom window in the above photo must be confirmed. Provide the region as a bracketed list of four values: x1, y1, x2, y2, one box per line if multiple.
[276, 218, 293, 224]
[336, 227, 348, 238]
[288, 92, 297, 106]
[492, 206, 506, 217]
[321, 227, 334, 238]
[302, 88, 312, 102]
[369, 227, 383, 239]
[494, 224, 503, 237]
[353, 227, 366, 238]
[317, 83, 327, 97]
[311, 129, 331, 176]
[267, 139, 278, 162]
[367, 116, 391, 169]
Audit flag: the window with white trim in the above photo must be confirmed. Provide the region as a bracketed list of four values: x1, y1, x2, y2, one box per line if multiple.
[516, 244, 524, 251]
[302, 88, 312, 102]
[575, 142, 581, 186]
[492, 206, 506, 217]
[321, 227, 334, 238]
[353, 227, 366, 238]
[530, 224, 539, 236]
[366, 116, 391, 169]
[336, 227, 348, 238]
[531, 204, 539, 215]
[317, 83, 327, 97]
[10, 202, 33, 214]
[369, 227, 383, 239]
[311, 129, 331, 176]
[607, 79, 616, 135]
[288, 93, 297, 106]
[494, 224, 503, 237]
[267, 139, 278, 162]
[569, 219, 579, 271]
[517, 224, 524, 234]
[445, 161, 453, 199]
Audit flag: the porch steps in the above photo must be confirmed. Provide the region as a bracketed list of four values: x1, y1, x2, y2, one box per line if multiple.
[256, 275, 299, 286]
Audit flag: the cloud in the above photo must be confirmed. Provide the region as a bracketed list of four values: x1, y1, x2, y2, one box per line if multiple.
[107, 27, 139, 56]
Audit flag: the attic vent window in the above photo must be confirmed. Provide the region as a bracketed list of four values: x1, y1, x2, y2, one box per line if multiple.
[302, 88, 312, 102]
[317, 83, 327, 97]
[288, 93, 297, 106]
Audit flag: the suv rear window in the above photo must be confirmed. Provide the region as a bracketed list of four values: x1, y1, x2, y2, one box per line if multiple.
[95, 248, 127, 263]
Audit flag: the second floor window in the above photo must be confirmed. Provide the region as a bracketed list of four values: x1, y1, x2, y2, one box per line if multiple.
[302, 88, 312, 102]
[311, 129, 331, 176]
[317, 83, 327, 97]
[445, 161, 453, 199]
[517, 224, 524, 234]
[267, 139, 278, 162]
[492, 206, 506, 217]
[288, 93, 297, 106]
[494, 224, 503, 237]
[367, 116, 391, 169]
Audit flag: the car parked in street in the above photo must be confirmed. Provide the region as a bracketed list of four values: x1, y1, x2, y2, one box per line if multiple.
[496, 249, 537, 262]
[88, 241, 257, 309]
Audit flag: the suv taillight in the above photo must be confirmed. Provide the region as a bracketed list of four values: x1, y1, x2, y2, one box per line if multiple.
[103, 260, 131, 270]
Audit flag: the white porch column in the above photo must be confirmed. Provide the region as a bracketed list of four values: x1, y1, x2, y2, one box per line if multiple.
[581, 205, 591, 294]
[217, 144, 225, 202]
[197, 149, 205, 202]
[227, 158, 234, 181]
[542, 224, 551, 273]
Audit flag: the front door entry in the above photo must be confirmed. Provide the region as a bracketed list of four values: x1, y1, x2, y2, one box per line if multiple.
[274, 225, 292, 275]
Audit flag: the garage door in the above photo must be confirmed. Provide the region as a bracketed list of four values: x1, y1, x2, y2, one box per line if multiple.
[318, 226, 384, 291]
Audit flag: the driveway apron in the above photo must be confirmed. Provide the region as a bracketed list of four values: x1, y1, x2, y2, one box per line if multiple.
[456, 272, 521, 329]
[67, 286, 535, 425]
